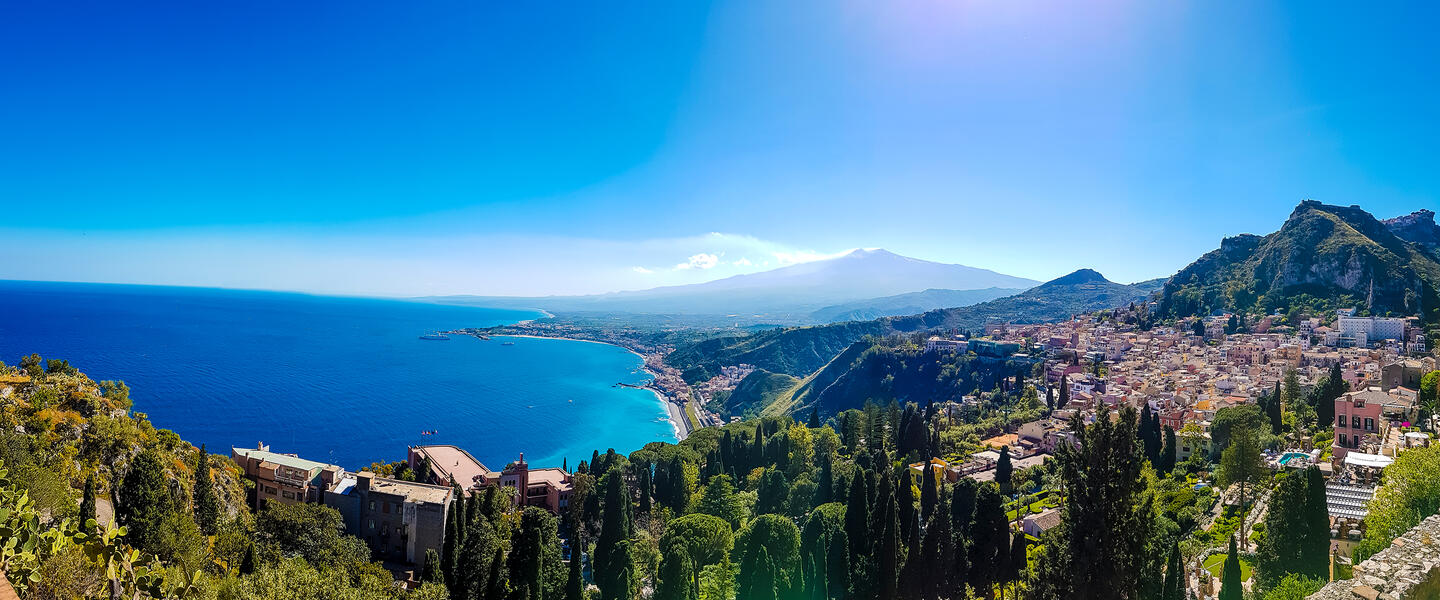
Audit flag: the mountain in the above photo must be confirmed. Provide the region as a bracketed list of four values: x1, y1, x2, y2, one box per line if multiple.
[1384, 209, 1440, 254]
[1156, 201, 1440, 322]
[808, 287, 1026, 323]
[666, 268, 1153, 380]
[429, 249, 1038, 322]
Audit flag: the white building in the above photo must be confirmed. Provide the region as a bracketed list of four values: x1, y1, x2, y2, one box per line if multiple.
[1337, 312, 1405, 345]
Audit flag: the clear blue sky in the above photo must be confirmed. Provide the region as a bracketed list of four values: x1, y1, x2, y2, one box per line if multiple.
[3, 1, 1437, 296]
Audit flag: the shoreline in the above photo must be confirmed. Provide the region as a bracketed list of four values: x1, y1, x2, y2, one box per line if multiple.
[474, 332, 689, 441]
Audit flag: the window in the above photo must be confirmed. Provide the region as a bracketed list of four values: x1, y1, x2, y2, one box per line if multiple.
[368, 520, 375, 530]
[369, 500, 375, 510]
[1365, 418, 1375, 432]
[1338, 414, 1347, 427]
[265, 486, 277, 495]
[1352, 416, 1362, 429]
[1339, 434, 1347, 447]
[383, 502, 390, 514]
[282, 490, 295, 500]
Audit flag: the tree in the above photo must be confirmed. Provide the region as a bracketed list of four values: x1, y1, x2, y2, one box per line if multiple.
[116, 448, 175, 552]
[756, 469, 790, 516]
[509, 507, 564, 600]
[1257, 467, 1328, 587]
[657, 545, 697, 600]
[920, 461, 939, 522]
[698, 474, 744, 530]
[422, 549, 443, 583]
[995, 447, 1014, 495]
[825, 528, 850, 600]
[565, 534, 585, 600]
[193, 444, 220, 535]
[969, 484, 1008, 597]
[1157, 426, 1177, 475]
[78, 474, 97, 526]
[662, 514, 735, 596]
[844, 473, 870, 570]
[1260, 574, 1324, 600]
[1160, 543, 1182, 600]
[1058, 375, 1071, 407]
[595, 471, 636, 600]
[736, 515, 801, 600]
[1420, 370, 1440, 429]
[1219, 535, 1242, 600]
[1028, 406, 1155, 600]
[1217, 420, 1266, 545]
[1354, 444, 1440, 560]
[808, 408, 821, 429]
[1008, 533, 1029, 597]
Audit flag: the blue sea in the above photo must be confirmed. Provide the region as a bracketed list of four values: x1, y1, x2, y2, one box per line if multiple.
[0, 280, 675, 470]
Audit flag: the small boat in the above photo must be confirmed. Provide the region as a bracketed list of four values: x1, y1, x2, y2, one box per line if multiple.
[501, 341, 515, 346]
[419, 332, 450, 341]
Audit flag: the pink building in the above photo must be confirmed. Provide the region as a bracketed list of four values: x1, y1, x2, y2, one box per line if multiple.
[1333, 389, 1386, 460]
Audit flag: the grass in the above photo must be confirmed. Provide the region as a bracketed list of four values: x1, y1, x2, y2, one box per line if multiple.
[1202, 554, 1253, 582]
[683, 404, 701, 432]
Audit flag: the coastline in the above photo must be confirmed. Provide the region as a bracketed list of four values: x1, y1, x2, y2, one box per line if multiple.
[479, 333, 689, 441]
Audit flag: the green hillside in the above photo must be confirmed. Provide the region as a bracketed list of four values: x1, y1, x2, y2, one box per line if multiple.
[718, 369, 801, 417]
[1156, 201, 1440, 324]
[667, 268, 1153, 381]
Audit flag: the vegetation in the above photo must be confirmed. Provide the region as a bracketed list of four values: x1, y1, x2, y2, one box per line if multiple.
[1354, 444, 1440, 561]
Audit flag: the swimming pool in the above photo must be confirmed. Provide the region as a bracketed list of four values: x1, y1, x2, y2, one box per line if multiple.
[1279, 452, 1310, 466]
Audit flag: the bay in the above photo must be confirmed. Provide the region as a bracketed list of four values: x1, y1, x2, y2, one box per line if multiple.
[0, 280, 676, 470]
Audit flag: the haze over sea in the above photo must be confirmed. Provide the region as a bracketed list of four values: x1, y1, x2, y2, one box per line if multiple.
[0, 280, 675, 470]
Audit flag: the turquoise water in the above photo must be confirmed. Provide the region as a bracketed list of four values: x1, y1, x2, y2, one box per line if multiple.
[0, 280, 676, 470]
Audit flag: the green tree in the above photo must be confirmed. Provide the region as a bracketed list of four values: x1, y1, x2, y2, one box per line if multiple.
[1219, 535, 1242, 600]
[657, 545, 697, 600]
[1354, 444, 1440, 560]
[1257, 468, 1328, 586]
[509, 507, 564, 600]
[969, 484, 1008, 596]
[756, 469, 790, 516]
[698, 474, 745, 530]
[1160, 543, 1182, 600]
[1217, 420, 1266, 545]
[736, 515, 801, 600]
[566, 535, 585, 600]
[595, 471, 636, 600]
[78, 473, 97, 526]
[1157, 426, 1177, 474]
[1028, 406, 1154, 600]
[1259, 574, 1323, 600]
[1420, 370, 1440, 429]
[662, 513, 734, 596]
[193, 444, 220, 535]
[116, 448, 175, 552]
[995, 447, 1013, 495]
[422, 549, 443, 583]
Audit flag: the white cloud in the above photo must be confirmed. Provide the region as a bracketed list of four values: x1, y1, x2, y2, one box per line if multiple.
[732, 257, 753, 267]
[631, 266, 653, 274]
[675, 253, 720, 270]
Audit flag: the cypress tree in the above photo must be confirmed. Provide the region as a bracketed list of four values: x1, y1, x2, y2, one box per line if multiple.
[1301, 467, 1331, 581]
[756, 469, 790, 516]
[116, 448, 174, 552]
[193, 444, 220, 535]
[486, 546, 507, 600]
[657, 545, 696, 600]
[239, 543, 256, 575]
[1009, 533, 1029, 593]
[826, 529, 850, 600]
[79, 473, 97, 527]
[895, 468, 915, 537]
[970, 484, 1008, 596]
[1045, 386, 1055, 413]
[1161, 543, 1182, 600]
[922, 503, 954, 600]
[808, 407, 821, 429]
[1158, 426, 1178, 474]
[1219, 535, 1242, 600]
[920, 461, 938, 522]
[844, 472, 870, 565]
[565, 534, 585, 600]
[874, 488, 900, 600]
[422, 549, 443, 583]
[995, 446, 1014, 494]
[1059, 376, 1070, 407]
[814, 456, 834, 507]
[595, 471, 636, 600]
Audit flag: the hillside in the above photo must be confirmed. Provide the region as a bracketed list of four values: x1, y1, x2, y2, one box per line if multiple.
[430, 249, 1037, 323]
[666, 268, 1152, 380]
[1156, 201, 1440, 322]
[717, 369, 801, 417]
[808, 286, 1026, 323]
[750, 339, 1039, 420]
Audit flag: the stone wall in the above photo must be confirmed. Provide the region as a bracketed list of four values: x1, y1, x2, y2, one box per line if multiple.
[1310, 514, 1440, 600]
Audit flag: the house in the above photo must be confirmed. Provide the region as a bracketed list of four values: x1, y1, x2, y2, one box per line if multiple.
[1023, 508, 1062, 537]
[408, 445, 573, 514]
[326, 472, 453, 568]
[1333, 389, 1389, 460]
[232, 444, 344, 509]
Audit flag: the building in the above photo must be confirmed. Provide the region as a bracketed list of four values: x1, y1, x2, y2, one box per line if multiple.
[1336, 312, 1406, 347]
[232, 444, 343, 508]
[1023, 508, 1062, 538]
[1333, 389, 1388, 460]
[925, 337, 968, 354]
[408, 445, 573, 514]
[326, 472, 453, 567]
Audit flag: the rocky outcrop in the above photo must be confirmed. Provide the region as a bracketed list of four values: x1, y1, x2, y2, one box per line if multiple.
[1309, 514, 1440, 600]
[1156, 201, 1440, 322]
[1385, 209, 1440, 252]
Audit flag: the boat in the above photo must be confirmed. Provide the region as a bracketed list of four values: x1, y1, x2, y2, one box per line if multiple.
[501, 341, 515, 346]
[419, 332, 450, 341]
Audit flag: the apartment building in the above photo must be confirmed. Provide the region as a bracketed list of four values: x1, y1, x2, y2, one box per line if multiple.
[231, 444, 343, 509]
[326, 472, 452, 567]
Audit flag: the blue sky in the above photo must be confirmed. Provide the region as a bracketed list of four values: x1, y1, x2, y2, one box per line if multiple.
[3, 1, 1438, 296]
